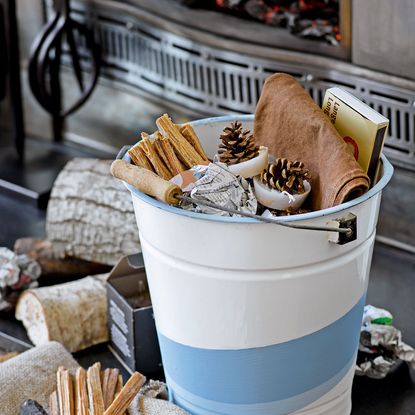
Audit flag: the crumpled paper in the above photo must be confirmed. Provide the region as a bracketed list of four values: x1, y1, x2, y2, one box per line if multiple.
[181, 163, 257, 216]
[0, 247, 41, 311]
[355, 305, 415, 379]
[362, 304, 393, 326]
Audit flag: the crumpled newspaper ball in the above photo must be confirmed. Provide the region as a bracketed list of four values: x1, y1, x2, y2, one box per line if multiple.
[0, 248, 20, 288]
[181, 162, 257, 216]
[356, 304, 415, 379]
[0, 247, 41, 310]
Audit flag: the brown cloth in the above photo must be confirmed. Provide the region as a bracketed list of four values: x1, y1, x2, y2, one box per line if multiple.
[254, 73, 370, 211]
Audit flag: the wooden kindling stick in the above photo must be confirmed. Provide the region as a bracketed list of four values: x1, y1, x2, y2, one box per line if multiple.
[102, 368, 120, 409]
[114, 375, 124, 415]
[49, 391, 59, 415]
[115, 374, 123, 397]
[57, 367, 75, 415]
[103, 372, 146, 415]
[87, 362, 105, 415]
[75, 368, 89, 415]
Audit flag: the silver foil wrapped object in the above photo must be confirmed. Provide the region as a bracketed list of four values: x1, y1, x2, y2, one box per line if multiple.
[356, 305, 415, 379]
[0, 247, 41, 311]
[181, 163, 257, 216]
[0, 248, 20, 288]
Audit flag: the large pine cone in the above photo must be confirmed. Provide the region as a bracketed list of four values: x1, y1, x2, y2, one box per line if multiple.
[218, 121, 259, 165]
[261, 158, 310, 194]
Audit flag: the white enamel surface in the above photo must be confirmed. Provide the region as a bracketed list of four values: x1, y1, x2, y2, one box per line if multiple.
[253, 177, 311, 210]
[132, 190, 381, 271]
[134, 201, 374, 349]
[227, 146, 269, 178]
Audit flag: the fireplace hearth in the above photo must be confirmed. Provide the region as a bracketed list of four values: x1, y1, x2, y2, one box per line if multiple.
[43, 0, 415, 171]
[183, 0, 341, 45]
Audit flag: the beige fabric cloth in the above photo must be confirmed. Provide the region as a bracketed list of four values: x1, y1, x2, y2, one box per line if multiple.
[254, 73, 370, 210]
[0, 342, 79, 415]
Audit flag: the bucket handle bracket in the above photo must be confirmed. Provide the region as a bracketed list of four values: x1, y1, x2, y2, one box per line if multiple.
[327, 213, 357, 245]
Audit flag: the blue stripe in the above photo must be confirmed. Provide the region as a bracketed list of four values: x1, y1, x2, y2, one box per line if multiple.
[158, 295, 365, 406]
[167, 356, 354, 415]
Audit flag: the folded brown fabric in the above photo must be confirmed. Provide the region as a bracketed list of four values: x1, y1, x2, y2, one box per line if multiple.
[254, 73, 370, 211]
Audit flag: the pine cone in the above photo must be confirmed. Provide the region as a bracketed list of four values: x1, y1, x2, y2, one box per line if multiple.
[218, 121, 259, 165]
[261, 158, 310, 195]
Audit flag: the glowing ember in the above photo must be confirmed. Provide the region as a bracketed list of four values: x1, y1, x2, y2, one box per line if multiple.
[184, 0, 341, 45]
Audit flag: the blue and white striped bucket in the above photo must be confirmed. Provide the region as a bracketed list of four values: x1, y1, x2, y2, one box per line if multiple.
[123, 115, 393, 415]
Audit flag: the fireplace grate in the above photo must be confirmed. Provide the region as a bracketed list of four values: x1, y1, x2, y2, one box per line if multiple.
[48, 1, 415, 170]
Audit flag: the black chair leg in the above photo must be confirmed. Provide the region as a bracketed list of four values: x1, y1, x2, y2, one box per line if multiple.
[0, 0, 25, 160]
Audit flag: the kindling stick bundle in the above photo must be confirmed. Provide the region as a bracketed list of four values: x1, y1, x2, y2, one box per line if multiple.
[49, 364, 146, 415]
[127, 114, 208, 180]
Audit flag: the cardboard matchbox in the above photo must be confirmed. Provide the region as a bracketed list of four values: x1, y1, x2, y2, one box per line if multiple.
[106, 253, 162, 375]
[322, 87, 389, 183]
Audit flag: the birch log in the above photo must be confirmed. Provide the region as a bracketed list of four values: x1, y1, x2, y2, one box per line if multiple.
[46, 158, 140, 266]
[15, 276, 108, 352]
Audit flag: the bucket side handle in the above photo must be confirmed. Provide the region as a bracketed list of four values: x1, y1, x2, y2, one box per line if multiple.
[327, 213, 357, 245]
[180, 196, 357, 244]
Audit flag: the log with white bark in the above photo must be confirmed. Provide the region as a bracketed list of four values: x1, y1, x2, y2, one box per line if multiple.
[46, 158, 140, 266]
[15, 275, 108, 352]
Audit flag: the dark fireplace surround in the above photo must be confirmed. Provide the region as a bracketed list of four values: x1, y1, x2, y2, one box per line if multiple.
[43, 0, 415, 170]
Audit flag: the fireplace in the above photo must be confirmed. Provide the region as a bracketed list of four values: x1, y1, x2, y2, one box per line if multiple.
[41, 0, 415, 171]
[80, 0, 351, 60]
[183, 0, 345, 47]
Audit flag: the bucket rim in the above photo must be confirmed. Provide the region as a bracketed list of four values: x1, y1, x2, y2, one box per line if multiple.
[123, 114, 394, 223]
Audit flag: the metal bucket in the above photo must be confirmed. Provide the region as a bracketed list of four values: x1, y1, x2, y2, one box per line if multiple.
[122, 114, 393, 415]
